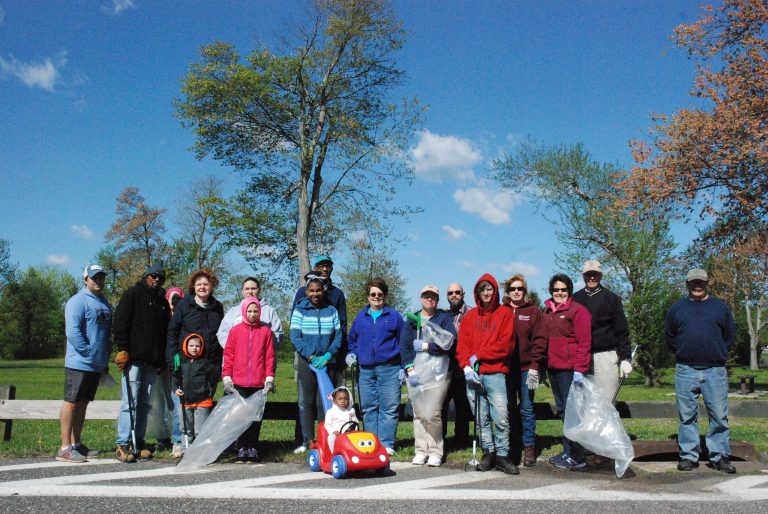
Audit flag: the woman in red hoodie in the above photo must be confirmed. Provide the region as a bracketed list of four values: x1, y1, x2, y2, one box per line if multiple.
[456, 273, 518, 475]
[542, 273, 592, 471]
[222, 296, 275, 463]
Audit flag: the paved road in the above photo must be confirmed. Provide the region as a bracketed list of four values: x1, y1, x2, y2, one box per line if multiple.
[1, 458, 767, 513]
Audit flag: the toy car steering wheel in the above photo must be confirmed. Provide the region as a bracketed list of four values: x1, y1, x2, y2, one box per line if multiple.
[339, 421, 359, 433]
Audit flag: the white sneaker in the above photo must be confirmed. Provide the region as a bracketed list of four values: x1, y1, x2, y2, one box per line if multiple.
[385, 447, 396, 456]
[172, 445, 184, 458]
[293, 445, 307, 454]
[412, 453, 427, 465]
[427, 455, 442, 467]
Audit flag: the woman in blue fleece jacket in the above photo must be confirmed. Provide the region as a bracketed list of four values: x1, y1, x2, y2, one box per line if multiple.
[346, 277, 403, 454]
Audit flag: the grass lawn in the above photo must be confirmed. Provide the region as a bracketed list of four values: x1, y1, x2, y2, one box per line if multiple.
[2, 359, 767, 461]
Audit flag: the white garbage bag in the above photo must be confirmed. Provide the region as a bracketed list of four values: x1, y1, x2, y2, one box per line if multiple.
[407, 320, 454, 419]
[145, 371, 174, 441]
[564, 376, 634, 478]
[175, 389, 267, 472]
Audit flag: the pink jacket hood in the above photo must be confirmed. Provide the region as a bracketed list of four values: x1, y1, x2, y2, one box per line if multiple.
[240, 296, 262, 327]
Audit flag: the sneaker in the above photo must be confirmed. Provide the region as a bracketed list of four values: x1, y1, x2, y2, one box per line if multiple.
[247, 447, 260, 463]
[56, 446, 87, 463]
[426, 455, 442, 467]
[385, 447, 396, 456]
[412, 453, 427, 465]
[712, 457, 736, 474]
[74, 443, 100, 458]
[115, 445, 136, 463]
[479, 451, 496, 471]
[523, 446, 536, 467]
[293, 445, 307, 454]
[677, 459, 699, 471]
[172, 445, 184, 458]
[496, 455, 520, 475]
[549, 453, 585, 470]
[235, 448, 248, 463]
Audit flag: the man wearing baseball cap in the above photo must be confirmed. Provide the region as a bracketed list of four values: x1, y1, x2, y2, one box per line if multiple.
[57, 264, 112, 462]
[665, 268, 736, 474]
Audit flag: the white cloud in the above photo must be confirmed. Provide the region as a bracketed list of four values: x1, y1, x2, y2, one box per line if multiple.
[502, 261, 540, 277]
[0, 51, 66, 92]
[47, 254, 73, 266]
[442, 225, 466, 241]
[107, 0, 136, 14]
[410, 130, 482, 182]
[453, 182, 523, 225]
[70, 224, 95, 240]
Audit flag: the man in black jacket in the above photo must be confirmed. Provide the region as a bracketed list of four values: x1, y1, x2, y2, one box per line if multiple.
[113, 262, 170, 462]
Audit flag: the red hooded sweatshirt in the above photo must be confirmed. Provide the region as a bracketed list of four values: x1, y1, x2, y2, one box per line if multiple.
[456, 273, 515, 374]
[222, 297, 275, 388]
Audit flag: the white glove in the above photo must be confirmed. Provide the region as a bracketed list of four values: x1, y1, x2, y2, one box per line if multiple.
[345, 353, 357, 367]
[526, 369, 539, 390]
[572, 371, 584, 386]
[620, 360, 633, 378]
[222, 376, 235, 394]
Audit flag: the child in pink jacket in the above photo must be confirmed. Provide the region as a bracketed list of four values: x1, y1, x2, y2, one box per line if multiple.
[222, 296, 275, 463]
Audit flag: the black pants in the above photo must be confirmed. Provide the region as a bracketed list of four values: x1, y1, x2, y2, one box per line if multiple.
[442, 366, 471, 442]
[235, 385, 262, 448]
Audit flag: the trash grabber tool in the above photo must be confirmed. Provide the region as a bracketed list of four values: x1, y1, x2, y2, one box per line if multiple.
[465, 381, 481, 471]
[123, 367, 138, 458]
[612, 344, 638, 405]
[174, 353, 189, 449]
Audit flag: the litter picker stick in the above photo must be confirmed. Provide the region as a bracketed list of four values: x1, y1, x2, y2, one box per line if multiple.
[123, 367, 138, 457]
[612, 344, 638, 405]
[174, 353, 190, 449]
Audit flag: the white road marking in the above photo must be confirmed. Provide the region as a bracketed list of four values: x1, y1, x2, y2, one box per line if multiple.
[0, 461, 766, 502]
[0, 459, 122, 472]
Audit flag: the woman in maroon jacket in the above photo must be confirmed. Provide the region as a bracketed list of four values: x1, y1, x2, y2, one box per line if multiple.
[503, 274, 547, 467]
[542, 273, 592, 471]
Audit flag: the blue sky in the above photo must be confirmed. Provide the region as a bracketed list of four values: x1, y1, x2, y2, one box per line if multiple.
[0, 0, 708, 309]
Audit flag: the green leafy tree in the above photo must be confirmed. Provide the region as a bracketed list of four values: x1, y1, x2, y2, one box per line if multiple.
[0, 238, 18, 285]
[0, 266, 79, 359]
[493, 142, 677, 385]
[176, 0, 422, 282]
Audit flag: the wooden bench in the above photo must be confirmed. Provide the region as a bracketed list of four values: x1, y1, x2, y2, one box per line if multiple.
[739, 375, 756, 395]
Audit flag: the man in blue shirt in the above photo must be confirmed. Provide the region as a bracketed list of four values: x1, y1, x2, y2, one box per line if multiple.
[57, 264, 112, 463]
[665, 268, 737, 474]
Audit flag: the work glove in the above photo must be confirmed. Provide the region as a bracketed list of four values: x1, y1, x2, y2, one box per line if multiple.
[413, 339, 426, 353]
[311, 352, 332, 369]
[620, 360, 633, 378]
[222, 376, 235, 394]
[398, 368, 407, 385]
[469, 355, 478, 368]
[572, 371, 584, 386]
[264, 377, 275, 394]
[345, 353, 357, 367]
[463, 366, 481, 386]
[114, 351, 130, 371]
[526, 369, 539, 391]
[407, 369, 421, 387]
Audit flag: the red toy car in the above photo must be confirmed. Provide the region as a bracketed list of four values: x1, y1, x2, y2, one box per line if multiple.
[308, 421, 390, 479]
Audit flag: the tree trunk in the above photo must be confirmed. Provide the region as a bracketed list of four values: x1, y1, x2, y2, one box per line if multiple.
[296, 166, 312, 283]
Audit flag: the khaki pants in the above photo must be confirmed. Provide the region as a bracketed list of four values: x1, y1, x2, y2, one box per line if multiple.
[592, 350, 619, 399]
[412, 378, 450, 459]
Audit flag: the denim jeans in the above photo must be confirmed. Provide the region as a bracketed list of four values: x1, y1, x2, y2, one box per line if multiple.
[171, 388, 182, 445]
[548, 369, 585, 463]
[358, 363, 401, 450]
[518, 370, 537, 448]
[675, 363, 730, 462]
[116, 363, 158, 445]
[466, 372, 510, 457]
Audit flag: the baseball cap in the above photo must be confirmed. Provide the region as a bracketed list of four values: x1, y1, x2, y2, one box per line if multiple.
[686, 268, 708, 282]
[313, 255, 333, 267]
[83, 264, 106, 279]
[582, 260, 602, 274]
[420, 285, 439, 296]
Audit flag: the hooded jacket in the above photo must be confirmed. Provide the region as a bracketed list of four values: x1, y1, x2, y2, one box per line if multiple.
[166, 293, 224, 371]
[222, 297, 275, 387]
[217, 296, 283, 349]
[165, 287, 185, 315]
[290, 296, 342, 361]
[64, 287, 112, 372]
[542, 296, 592, 373]
[503, 297, 547, 372]
[172, 333, 218, 406]
[113, 278, 170, 369]
[455, 274, 515, 374]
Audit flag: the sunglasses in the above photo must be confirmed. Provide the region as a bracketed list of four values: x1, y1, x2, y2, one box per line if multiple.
[552, 288, 569, 293]
[149, 273, 161, 279]
[368, 292, 385, 298]
[508, 287, 526, 292]
[447, 291, 463, 296]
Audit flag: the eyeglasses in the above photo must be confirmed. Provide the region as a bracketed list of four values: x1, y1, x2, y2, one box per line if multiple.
[508, 287, 526, 292]
[551, 288, 568, 293]
[447, 291, 463, 296]
[368, 292, 384, 298]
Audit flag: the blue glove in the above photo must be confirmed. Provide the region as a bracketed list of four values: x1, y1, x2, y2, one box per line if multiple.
[345, 353, 357, 367]
[312, 352, 331, 369]
[398, 368, 406, 385]
[310, 355, 321, 368]
[464, 367, 480, 385]
[469, 355, 478, 368]
[572, 371, 584, 385]
[408, 372, 421, 387]
[413, 339, 425, 353]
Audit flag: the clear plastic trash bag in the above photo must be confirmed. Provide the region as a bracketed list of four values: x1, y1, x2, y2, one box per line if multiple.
[564, 376, 634, 478]
[422, 320, 455, 351]
[145, 371, 174, 441]
[175, 389, 267, 472]
[407, 320, 454, 419]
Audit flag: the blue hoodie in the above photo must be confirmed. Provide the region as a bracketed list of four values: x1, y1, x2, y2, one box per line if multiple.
[348, 305, 404, 367]
[290, 297, 342, 361]
[64, 287, 113, 372]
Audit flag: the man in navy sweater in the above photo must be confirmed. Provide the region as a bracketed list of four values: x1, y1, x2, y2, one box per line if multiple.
[665, 268, 736, 474]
